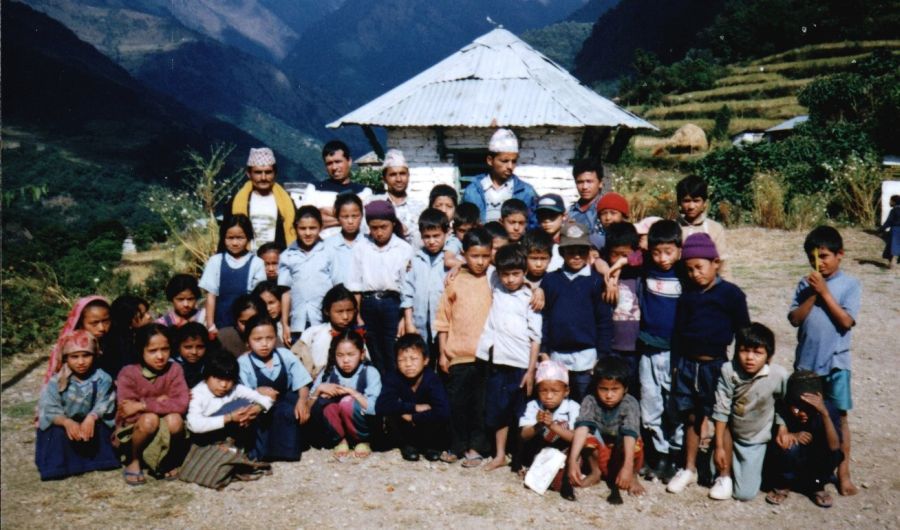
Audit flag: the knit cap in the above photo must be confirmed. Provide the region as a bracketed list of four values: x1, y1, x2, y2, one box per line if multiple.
[681, 232, 719, 260]
[246, 147, 276, 167]
[365, 200, 397, 222]
[535, 360, 569, 385]
[596, 192, 629, 218]
[489, 128, 519, 153]
[381, 149, 408, 170]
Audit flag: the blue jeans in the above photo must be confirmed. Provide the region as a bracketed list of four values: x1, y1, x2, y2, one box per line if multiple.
[639, 350, 683, 454]
[360, 293, 402, 373]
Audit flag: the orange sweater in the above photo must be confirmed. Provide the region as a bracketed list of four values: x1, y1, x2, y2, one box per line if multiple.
[434, 269, 492, 366]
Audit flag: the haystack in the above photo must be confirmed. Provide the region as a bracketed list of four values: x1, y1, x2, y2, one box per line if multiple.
[667, 123, 708, 153]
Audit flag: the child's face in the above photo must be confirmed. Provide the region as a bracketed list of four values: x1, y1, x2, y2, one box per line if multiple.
[334, 339, 363, 374]
[680, 195, 707, 221]
[808, 246, 843, 278]
[368, 219, 394, 245]
[650, 243, 681, 271]
[526, 250, 551, 278]
[132, 303, 152, 328]
[247, 324, 277, 358]
[224, 225, 249, 256]
[487, 152, 518, 180]
[432, 197, 455, 221]
[328, 299, 356, 330]
[537, 380, 568, 410]
[142, 333, 171, 372]
[295, 217, 322, 248]
[261, 250, 280, 281]
[737, 345, 769, 376]
[65, 350, 94, 378]
[561, 245, 590, 271]
[206, 375, 236, 398]
[247, 165, 276, 194]
[80, 306, 111, 339]
[537, 210, 565, 237]
[463, 245, 492, 275]
[236, 307, 258, 334]
[259, 291, 282, 319]
[172, 289, 198, 319]
[575, 171, 602, 202]
[607, 244, 633, 264]
[396, 347, 427, 380]
[685, 257, 719, 290]
[491, 237, 509, 262]
[499, 268, 526, 292]
[595, 378, 626, 409]
[421, 227, 448, 256]
[789, 398, 819, 423]
[454, 222, 474, 241]
[382, 166, 410, 196]
[337, 203, 363, 235]
[179, 336, 207, 364]
[501, 213, 527, 242]
[599, 208, 624, 228]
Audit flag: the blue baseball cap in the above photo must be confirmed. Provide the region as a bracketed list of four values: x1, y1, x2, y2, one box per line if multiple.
[536, 193, 565, 214]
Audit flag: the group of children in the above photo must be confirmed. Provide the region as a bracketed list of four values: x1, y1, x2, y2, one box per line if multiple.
[35, 131, 861, 509]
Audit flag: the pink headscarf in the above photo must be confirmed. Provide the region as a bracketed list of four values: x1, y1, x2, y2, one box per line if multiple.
[42, 295, 109, 387]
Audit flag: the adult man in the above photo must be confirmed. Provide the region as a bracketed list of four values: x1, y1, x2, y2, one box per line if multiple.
[225, 147, 296, 249]
[369, 149, 424, 245]
[567, 159, 604, 235]
[461, 129, 537, 227]
[315, 140, 372, 228]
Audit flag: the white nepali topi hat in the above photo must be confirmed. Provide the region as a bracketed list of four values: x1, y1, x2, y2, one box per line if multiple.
[535, 359, 569, 385]
[489, 128, 519, 153]
[381, 149, 408, 170]
[247, 147, 276, 167]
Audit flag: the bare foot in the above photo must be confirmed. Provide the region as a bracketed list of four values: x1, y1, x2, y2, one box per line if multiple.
[839, 479, 859, 496]
[581, 471, 602, 487]
[483, 456, 507, 471]
[628, 476, 646, 496]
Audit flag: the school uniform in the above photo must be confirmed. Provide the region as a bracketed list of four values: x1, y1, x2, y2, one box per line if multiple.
[324, 231, 363, 287]
[277, 240, 335, 333]
[376, 370, 450, 453]
[238, 348, 313, 461]
[311, 364, 382, 445]
[175, 356, 207, 389]
[401, 247, 447, 361]
[35, 370, 119, 481]
[199, 252, 266, 328]
[346, 234, 413, 373]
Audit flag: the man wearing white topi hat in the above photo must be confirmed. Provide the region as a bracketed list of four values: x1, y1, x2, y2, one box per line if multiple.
[369, 149, 424, 246]
[224, 147, 296, 249]
[461, 128, 538, 227]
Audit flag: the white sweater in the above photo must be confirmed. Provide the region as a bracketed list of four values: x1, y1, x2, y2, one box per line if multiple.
[186, 382, 274, 434]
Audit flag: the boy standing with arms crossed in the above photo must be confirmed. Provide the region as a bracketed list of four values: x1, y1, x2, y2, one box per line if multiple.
[788, 226, 860, 496]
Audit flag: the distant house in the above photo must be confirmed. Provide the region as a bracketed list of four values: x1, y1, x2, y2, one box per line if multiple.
[764, 115, 809, 142]
[327, 28, 657, 204]
[731, 129, 765, 147]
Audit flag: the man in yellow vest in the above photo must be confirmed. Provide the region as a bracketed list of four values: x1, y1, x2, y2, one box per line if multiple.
[225, 147, 296, 249]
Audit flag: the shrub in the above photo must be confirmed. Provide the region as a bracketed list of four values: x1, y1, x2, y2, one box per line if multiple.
[827, 156, 886, 227]
[786, 193, 830, 230]
[352, 167, 385, 194]
[750, 172, 786, 229]
[1, 264, 73, 355]
[711, 105, 732, 140]
[611, 168, 680, 220]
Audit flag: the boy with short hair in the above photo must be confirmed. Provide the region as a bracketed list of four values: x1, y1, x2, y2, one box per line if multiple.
[483, 222, 510, 262]
[476, 244, 542, 471]
[402, 208, 450, 363]
[567, 357, 645, 504]
[535, 194, 566, 271]
[788, 225, 860, 496]
[376, 333, 451, 462]
[676, 175, 727, 276]
[601, 222, 642, 395]
[540, 223, 613, 402]
[519, 359, 580, 468]
[667, 233, 750, 494]
[710, 323, 788, 501]
[500, 199, 529, 243]
[434, 227, 494, 466]
[767, 370, 844, 508]
[590, 192, 630, 252]
[444, 202, 481, 269]
[567, 159, 604, 234]
[521, 229, 555, 285]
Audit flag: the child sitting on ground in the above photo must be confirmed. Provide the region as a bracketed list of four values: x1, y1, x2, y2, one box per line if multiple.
[667, 233, 750, 494]
[35, 330, 119, 481]
[676, 175, 728, 277]
[43, 296, 111, 386]
[216, 295, 265, 357]
[173, 322, 213, 388]
[293, 284, 365, 379]
[567, 357, 645, 503]
[435, 227, 494, 466]
[402, 208, 450, 363]
[788, 225, 860, 496]
[476, 244, 541, 471]
[500, 199, 529, 243]
[115, 324, 190, 484]
[376, 333, 450, 462]
[157, 274, 204, 328]
[256, 242, 283, 283]
[710, 323, 788, 501]
[238, 315, 312, 462]
[311, 329, 382, 459]
[518, 360, 579, 481]
[767, 370, 844, 508]
[186, 351, 273, 451]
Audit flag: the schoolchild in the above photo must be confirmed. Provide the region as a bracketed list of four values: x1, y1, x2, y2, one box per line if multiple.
[101, 294, 152, 380]
[600, 222, 643, 395]
[534, 193, 566, 272]
[215, 295, 265, 358]
[157, 274, 204, 328]
[518, 360, 580, 477]
[443, 202, 480, 269]
[294, 284, 366, 380]
[500, 198, 529, 243]
[324, 192, 365, 287]
[676, 175, 728, 276]
[43, 296, 111, 386]
[256, 241, 283, 282]
[589, 192, 629, 253]
[521, 229, 555, 286]
[402, 208, 450, 362]
[172, 322, 213, 389]
[429, 184, 458, 224]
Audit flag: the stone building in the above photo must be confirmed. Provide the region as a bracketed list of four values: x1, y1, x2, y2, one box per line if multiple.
[328, 28, 657, 204]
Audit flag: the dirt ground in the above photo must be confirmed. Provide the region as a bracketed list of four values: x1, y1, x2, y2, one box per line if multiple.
[2, 227, 898, 529]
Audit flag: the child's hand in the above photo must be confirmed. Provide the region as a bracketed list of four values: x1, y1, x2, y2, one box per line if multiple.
[520, 368, 535, 396]
[536, 410, 553, 426]
[775, 426, 797, 450]
[537, 352, 549, 362]
[796, 431, 813, 445]
[568, 459, 584, 487]
[602, 278, 619, 305]
[714, 446, 728, 472]
[64, 419, 83, 441]
[118, 399, 145, 418]
[401, 413, 413, 422]
[79, 415, 96, 441]
[404, 319, 417, 335]
[800, 392, 827, 414]
[156, 394, 169, 403]
[257, 386, 279, 400]
[529, 287, 545, 311]
[282, 327, 293, 347]
[807, 271, 828, 295]
[439, 351, 453, 374]
[444, 264, 462, 286]
[414, 404, 432, 413]
[294, 398, 311, 424]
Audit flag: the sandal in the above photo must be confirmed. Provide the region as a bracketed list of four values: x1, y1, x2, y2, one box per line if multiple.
[163, 468, 180, 481]
[123, 469, 146, 486]
[812, 490, 833, 508]
[765, 488, 789, 505]
[353, 442, 372, 458]
[439, 451, 458, 464]
[461, 454, 484, 468]
[333, 441, 351, 460]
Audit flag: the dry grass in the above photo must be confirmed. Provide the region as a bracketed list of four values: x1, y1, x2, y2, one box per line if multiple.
[664, 78, 811, 105]
[643, 96, 803, 120]
[714, 72, 786, 87]
[647, 118, 783, 135]
[750, 172, 786, 229]
[749, 40, 900, 66]
[730, 52, 891, 78]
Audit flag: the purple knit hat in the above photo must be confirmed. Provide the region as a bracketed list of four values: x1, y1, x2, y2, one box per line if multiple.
[365, 200, 396, 222]
[682, 233, 719, 260]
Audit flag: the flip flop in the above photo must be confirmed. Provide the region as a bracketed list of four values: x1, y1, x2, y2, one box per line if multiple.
[812, 490, 833, 508]
[333, 441, 351, 460]
[439, 451, 458, 464]
[353, 442, 372, 458]
[123, 469, 145, 486]
[163, 468, 180, 481]
[765, 488, 789, 505]
[461, 454, 484, 468]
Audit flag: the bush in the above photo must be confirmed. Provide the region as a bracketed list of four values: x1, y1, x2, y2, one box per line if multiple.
[827, 156, 886, 227]
[786, 193, 830, 230]
[750, 172, 786, 229]
[1, 264, 73, 355]
[711, 105, 733, 140]
[352, 167, 385, 194]
[611, 168, 680, 220]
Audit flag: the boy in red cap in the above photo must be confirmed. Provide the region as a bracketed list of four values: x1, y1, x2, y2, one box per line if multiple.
[590, 192, 629, 253]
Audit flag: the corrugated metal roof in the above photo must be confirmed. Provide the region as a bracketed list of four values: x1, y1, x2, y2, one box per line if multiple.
[766, 115, 809, 132]
[328, 28, 657, 130]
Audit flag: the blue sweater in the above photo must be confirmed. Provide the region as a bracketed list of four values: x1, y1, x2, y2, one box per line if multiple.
[540, 267, 613, 355]
[375, 370, 450, 424]
[673, 278, 750, 361]
[637, 263, 684, 351]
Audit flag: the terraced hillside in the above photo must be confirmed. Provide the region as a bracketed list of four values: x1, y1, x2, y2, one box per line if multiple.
[631, 40, 900, 136]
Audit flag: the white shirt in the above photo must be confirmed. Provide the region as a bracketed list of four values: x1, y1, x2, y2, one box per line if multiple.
[549, 243, 564, 272]
[186, 381, 273, 434]
[345, 234, 413, 293]
[248, 192, 278, 250]
[476, 274, 542, 369]
[519, 398, 581, 429]
[481, 176, 514, 222]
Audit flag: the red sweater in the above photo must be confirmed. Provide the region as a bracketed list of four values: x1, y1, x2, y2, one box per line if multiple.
[115, 362, 190, 426]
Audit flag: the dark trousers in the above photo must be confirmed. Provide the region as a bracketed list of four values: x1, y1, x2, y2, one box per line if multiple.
[768, 439, 844, 492]
[360, 294, 401, 373]
[446, 362, 488, 456]
[569, 370, 593, 403]
[385, 416, 446, 452]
